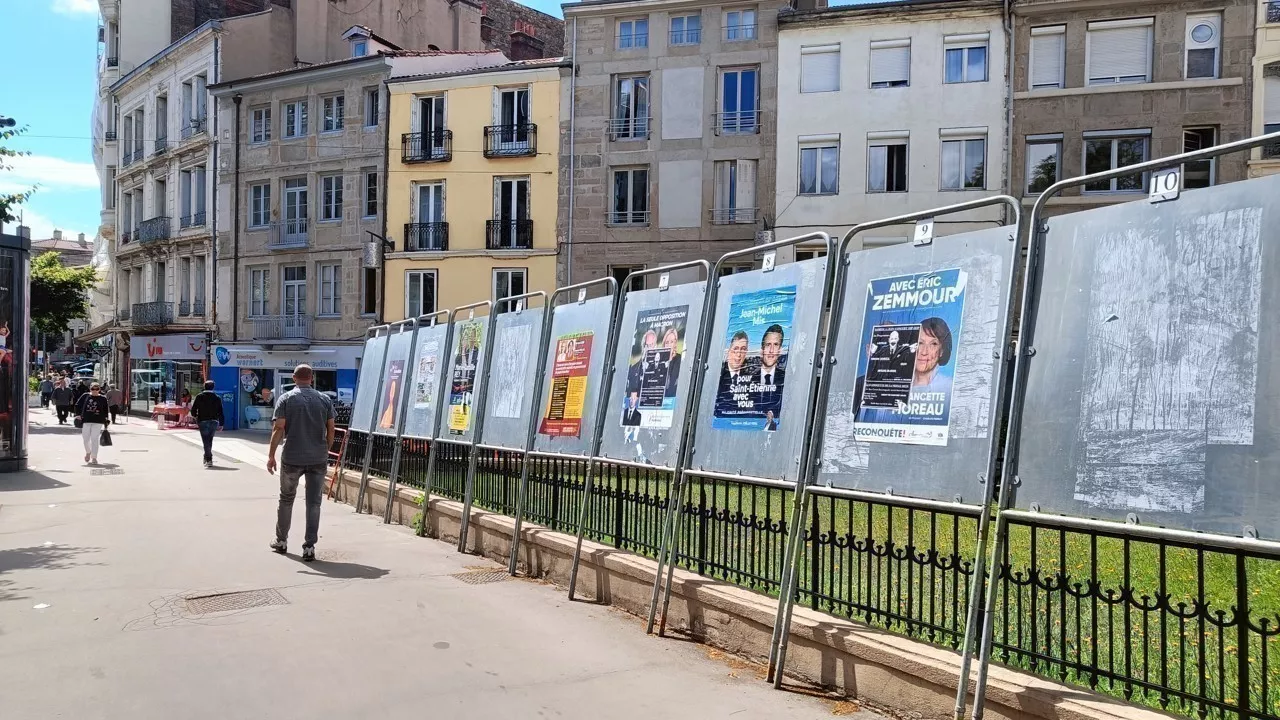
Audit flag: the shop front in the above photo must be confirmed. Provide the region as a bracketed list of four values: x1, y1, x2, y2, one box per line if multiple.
[209, 344, 361, 431]
[127, 334, 209, 414]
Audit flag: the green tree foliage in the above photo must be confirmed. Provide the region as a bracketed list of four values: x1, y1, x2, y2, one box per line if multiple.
[31, 252, 98, 337]
[0, 126, 35, 225]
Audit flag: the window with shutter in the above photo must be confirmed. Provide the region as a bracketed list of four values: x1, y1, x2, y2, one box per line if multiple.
[1087, 19, 1153, 85]
[1029, 26, 1065, 89]
[870, 41, 910, 88]
[801, 46, 840, 93]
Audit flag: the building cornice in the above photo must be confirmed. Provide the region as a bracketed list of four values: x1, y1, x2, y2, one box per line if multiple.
[778, 0, 1003, 28]
[209, 56, 393, 97]
[110, 21, 221, 95]
[1014, 76, 1243, 101]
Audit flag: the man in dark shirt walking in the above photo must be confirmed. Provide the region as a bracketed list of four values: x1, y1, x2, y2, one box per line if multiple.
[190, 381, 225, 468]
[267, 364, 335, 562]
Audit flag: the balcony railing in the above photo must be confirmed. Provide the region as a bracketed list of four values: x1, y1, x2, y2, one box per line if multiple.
[404, 222, 449, 251]
[724, 24, 758, 41]
[193, 300, 206, 317]
[250, 315, 310, 343]
[106, 56, 119, 68]
[104, 130, 117, 142]
[669, 28, 701, 45]
[181, 117, 207, 139]
[1268, 1, 1280, 23]
[486, 219, 534, 249]
[401, 131, 452, 163]
[136, 216, 172, 244]
[180, 211, 206, 229]
[132, 301, 174, 327]
[710, 207, 758, 225]
[178, 300, 191, 317]
[714, 110, 761, 135]
[153, 135, 168, 155]
[616, 33, 648, 50]
[607, 210, 651, 226]
[483, 123, 537, 158]
[607, 116, 651, 141]
[267, 219, 309, 250]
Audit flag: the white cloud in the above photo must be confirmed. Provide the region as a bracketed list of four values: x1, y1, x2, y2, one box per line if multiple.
[0, 154, 100, 195]
[51, 0, 98, 16]
[12, 208, 92, 243]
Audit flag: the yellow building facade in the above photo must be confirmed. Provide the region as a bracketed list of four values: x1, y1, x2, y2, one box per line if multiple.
[383, 60, 566, 321]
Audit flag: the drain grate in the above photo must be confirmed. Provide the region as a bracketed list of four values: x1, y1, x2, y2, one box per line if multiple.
[90, 468, 125, 476]
[450, 570, 510, 586]
[184, 588, 289, 615]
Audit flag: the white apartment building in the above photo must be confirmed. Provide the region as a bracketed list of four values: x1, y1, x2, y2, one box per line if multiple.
[773, 0, 1009, 252]
[1250, 0, 1280, 176]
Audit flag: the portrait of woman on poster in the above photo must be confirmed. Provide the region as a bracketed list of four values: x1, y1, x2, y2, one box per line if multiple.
[911, 317, 954, 396]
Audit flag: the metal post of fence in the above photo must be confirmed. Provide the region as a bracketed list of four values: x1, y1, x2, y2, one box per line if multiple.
[383, 311, 449, 524]
[354, 324, 392, 515]
[454, 299, 500, 553]
[647, 232, 833, 637]
[967, 131, 1280, 720]
[413, 314, 458, 538]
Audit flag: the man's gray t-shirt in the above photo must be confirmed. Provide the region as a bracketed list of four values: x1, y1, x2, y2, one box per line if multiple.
[273, 386, 335, 466]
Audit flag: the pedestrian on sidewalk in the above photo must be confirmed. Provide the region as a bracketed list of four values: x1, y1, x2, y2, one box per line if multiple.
[73, 378, 89, 406]
[51, 379, 74, 425]
[190, 381, 225, 468]
[38, 376, 53, 408]
[105, 384, 123, 423]
[267, 364, 335, 562]
[75, 382, 111, 464]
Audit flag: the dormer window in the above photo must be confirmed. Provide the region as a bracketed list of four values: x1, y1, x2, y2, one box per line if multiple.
[353, 40, 367, 57]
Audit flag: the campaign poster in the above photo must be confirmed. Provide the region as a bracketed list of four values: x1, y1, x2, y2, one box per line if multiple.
[539, 331, 593, 437]
[491, 324, 533, 419]
[851, 268, 967, 446]
[377, 360, 405, 430]
[412, 339, 440, 409]
[711, 286, 796, 432]
[620, 305, 688, 434]
[447, 320, 484, 435]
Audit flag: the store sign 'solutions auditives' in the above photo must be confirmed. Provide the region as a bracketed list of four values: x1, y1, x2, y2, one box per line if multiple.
[852, 268, 966, 446]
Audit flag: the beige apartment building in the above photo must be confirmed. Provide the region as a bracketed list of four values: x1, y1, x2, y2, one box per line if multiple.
[1010, 0, 1254, 213]
[558, 0, 781, 287]
[1250, 0, 1280, 176]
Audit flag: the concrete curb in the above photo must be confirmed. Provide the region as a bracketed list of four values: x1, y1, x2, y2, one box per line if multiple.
[336, 469, 1177, 720]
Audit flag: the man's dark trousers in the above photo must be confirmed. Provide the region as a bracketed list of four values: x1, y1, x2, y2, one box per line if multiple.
[198, 420, 219, 463]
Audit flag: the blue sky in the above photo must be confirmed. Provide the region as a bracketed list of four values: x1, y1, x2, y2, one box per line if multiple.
[0, 0, 101, 240]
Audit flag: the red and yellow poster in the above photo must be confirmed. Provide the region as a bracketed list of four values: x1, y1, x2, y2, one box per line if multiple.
[538, 331, 594, 437]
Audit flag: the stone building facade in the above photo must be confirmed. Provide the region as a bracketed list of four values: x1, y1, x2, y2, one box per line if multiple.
[482, 0, 566, 60]
[1010, 0, 1255, 215]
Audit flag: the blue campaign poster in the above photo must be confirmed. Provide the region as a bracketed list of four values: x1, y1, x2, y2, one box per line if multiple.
[711, 285, 796, 432]
[851, 268, 967, 446]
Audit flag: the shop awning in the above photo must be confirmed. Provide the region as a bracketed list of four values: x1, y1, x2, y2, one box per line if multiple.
[74, 322, 114, 345]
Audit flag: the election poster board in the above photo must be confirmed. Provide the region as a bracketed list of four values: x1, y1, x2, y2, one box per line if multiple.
[401, 323, 449, 440]
[538, 331, 593, 437]
[690, 259, 826, 484]
[350, 334, 388, 434]
[481, 307, 545, 450]
[599, 281, 708, 469]
[532, 295, 615, 457]
[373, 330, 413, 436]
[446, 319, 486, 439]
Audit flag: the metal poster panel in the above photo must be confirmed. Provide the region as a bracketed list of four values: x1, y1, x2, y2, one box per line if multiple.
[445, 317, 488, 442]
[350, 334, 387, 433]
[480, 307, 546, 450]
[373, 330, 413, 436]
[818, 226, 1016, 503]
[599, 281, 707, 469]
[691, 258, 826, 483]
[402, 323, 449, 440]
[1016, 174, 1280, 539]
[532, 296, 614, 457]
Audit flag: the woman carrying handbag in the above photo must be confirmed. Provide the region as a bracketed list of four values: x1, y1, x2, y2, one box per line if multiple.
[75, 382, 111, 465]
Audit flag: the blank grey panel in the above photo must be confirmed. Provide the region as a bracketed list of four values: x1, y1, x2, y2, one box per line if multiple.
[599, 281, 708, 469]
[658, 161, 703, 229]
[690, 258, 828, 484]
[532, 296, 616, 457]
[480, 307, 546, 450]
[402, 323, 450, 440]
[442, 316, 491, 443]
[350, 334, 387, 433]
[661, 67, 704, 140]
[817, 225, 1016, 505]
[372, 331, 413, 437]
[1016, 174, 1280, 539]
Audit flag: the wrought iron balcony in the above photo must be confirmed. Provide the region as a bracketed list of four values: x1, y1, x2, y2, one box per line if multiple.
[483, 123, 537, 158]
[1269, 1, 1280, 23]
[132, 301, 174, 327]
[181, 117, 207, 139]
[106, 56, 119, 68]
[402, 131, 452, 163]
[178, 300, 191, 317]
[179, 211, 206, 229]
[710, 207, 758, 225]
[193, 300, 206, 317]
[136, 216, 172, 244]
[104, 130, 117, 142]
[404, 222, 449, 251]
[607, 116, 651, 141]
[153, 135, 168, 155]
[485, 219, 533, 249]
[267, 219, 309, 250]
[713, 110, 761, 135]
[250, 315, 310, 343]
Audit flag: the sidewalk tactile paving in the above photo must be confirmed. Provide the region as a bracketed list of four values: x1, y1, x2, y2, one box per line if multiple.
[450, 570, 510, 586]
[184, 588, 289, 615]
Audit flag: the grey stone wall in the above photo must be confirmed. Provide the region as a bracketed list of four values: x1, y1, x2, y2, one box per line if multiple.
[482, 0, 565, 60]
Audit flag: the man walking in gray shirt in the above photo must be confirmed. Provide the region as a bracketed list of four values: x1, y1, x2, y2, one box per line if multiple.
[267, 364, 335, 562]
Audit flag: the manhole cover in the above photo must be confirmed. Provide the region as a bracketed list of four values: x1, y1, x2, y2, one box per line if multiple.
[90, 468, 125, 476]
[450, 570, 510, 585]
[184, 588, 289, 615]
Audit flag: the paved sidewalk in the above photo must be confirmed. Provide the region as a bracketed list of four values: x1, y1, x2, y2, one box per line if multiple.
[0, 407, 888, 720]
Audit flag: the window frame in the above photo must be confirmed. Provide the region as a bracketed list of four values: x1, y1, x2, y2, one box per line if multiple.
[798, 141, 840, 196]
[353, 40, 367, 57]
[1081, 129, 1151, 193]
[492, 267, 528, 311]
[363, 171, 378, 219]
[1028, 25, 1066, 90]
[869, 40, 911, 88]
[866, 136, 909, 193]
[405, 269, 437, 319]
[669, 13, 701, 46]
[364, 88, 379, 128]
[360, 267, 378, 317]
[317, 262, 342, 317]
[1181, 126, 1217, 188]
[611, 73, 651, 140]
[1085, 18, 1154, 86]
[800, 45, 841, 94]
[249, 267, 270, 317]
[282, 99, 308, 139]
[320, 174, 343, 222]
[724, 8, 757, 42]
[1024, 134, 1063, 196]
[943, 37, 989, 84]
[321, 94, 345, 134]
[609, 166, 651, 226]
[939, 135, 987, 191]
[249, 182, 271, 228]
[250, 106, 272, 144]
[1184, 13, 1222, 80]
[617, 18, 649, 50]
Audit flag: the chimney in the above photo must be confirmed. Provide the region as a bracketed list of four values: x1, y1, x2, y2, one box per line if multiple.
[78, 233, 87, 246]
[53, 229, 62, 240]
[17, 225, 30, 239]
